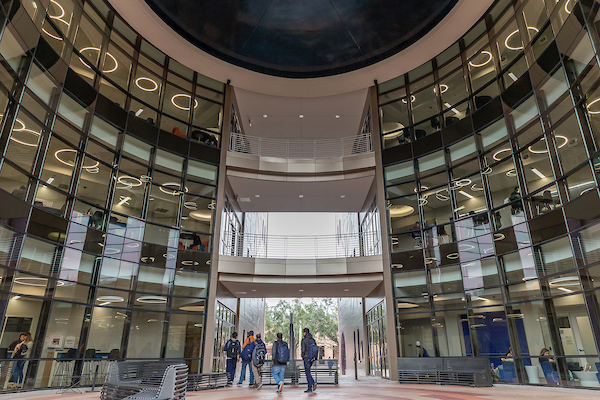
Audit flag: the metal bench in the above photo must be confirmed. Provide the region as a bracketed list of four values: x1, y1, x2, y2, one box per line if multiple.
[101, 361, 188, 400]
[258, 359, 338, 385]
[397, 357, 492, 387]
[187, 372, 228, 391]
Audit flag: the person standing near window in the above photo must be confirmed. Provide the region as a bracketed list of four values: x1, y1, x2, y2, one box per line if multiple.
[11, 332, 33, 388]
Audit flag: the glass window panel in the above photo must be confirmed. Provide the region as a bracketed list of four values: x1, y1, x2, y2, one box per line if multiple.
[147, 184, 179, 226]
[388, 195, 419, 236]
[519, 147, 554, 193]
[536, 236, 575, 275]
[539, 68, 569, 108]
[385, 161, 414, 185]
[132, 67, 162, 109]
[104, 44, 131, 90]
[90, 116, 119, 149]
[192, 98, 222, 133]
[565, 165, 595, 201]
[136, 264, 174, 295]
[122, 135, 153, 164]
[449, 137, 477, 165]
[0, 162, 30, 198]
[6, 110, 44, 172]
[58, 93, 89, 129]
[99, 77, 127, 108]
[510, 95, 539, 130]
[155, 149, 183, 175]
[59, 247, 95, 284]
[468, 46, 496, 92]
[430, 265, 463, 294]
[173, 270, 208, 297]
[393, 270, 427, 297]
[127, 311, 165, 358]
[27, 63, 59, 105]
[480, 118, 509, 151]
[41, 301, 86, 356]
[417, 150, 445, 175]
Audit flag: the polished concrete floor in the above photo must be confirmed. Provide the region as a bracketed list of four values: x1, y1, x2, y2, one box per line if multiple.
[2, 376, 600, 400]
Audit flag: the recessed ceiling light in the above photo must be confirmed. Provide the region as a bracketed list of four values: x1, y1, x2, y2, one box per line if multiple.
[299, 114, 304, 118]
[344, 289, 350, 292]
[299, 194, 304, 198]
[255, 194, 260, 198]
[251, 289, 257, 292]
[340, 195, 346, 198]
[299, 289, 304, 292]
[335, 115, 340, 119]
[263, 114, 267, 118]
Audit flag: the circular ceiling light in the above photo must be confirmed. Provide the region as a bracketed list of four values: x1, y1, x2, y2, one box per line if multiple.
[171, 94, 199, 111]
[10, 128, 41, 147]
[471, 183, 484, 191]
[548, 276, 579, 286]
[452, 178, 472, 189]
[388, 205, 414, 217]
[183, 201, 198, 210]
[433, 84, 449, 94]
[159, 182, 189, 195]
[493, 233, 506, 241]
[335, 115, 340, 119]
[48, 0, 66, 19]
[481, 166, 493, 175]
[468, 51, 493, 67]
[140, 256, 156, 263]
[401, 95, 416, 104]
[446, 252, 460, 260]
[14, 277, 56, 287]
[137, 295, 168, 304]
[189, 210, 212, 221]
[181, 260, 199, 266]
[263, 114, 268, 118]
[528, 136, 568, 154]
[493, 148, 512, 161]
[564, 0, 573, 14]
[42, 18, 70, 41]
[55, 149, 99, 170]
[180, 305, 205, 312]
[97, 296, 124, 303]
[117, 175, 143, 189]
[78, 47, 119, 73]
[505, 169, 517, 177]
[299, 114, 304, 118]
[397, 302, 420, 309]
[505, 27, 539, 51]
[435, 188, 450, 201]
[586, 98, 600, 114]
[135, 77, 159, 92]
[413, 186, 429, 193]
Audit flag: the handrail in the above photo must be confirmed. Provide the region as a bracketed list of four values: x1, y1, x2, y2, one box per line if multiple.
[219, 231, 381, 259]
[228, 132, 373, 159]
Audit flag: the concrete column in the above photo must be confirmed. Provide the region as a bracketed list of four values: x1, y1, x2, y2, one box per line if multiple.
[202, 84, 234, 373]
[369, 85, 399, 381]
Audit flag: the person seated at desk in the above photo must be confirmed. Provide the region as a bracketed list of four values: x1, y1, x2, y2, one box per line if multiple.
[540, 347, 556, 370]
[534, 190, 554, 214]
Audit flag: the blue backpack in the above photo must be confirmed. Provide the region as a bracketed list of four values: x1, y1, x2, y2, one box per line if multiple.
[276, 341, 290, 364]
[240, 340, 254, 361]
[307, 339, 319, 362]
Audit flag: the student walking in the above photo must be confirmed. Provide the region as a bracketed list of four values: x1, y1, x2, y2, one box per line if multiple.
[238, 331, 255, 385]
[301, 328, 319, 393]
[223, 332, 241, 385]
[272, 332, 290, 394]
[250, 333, 266, 390]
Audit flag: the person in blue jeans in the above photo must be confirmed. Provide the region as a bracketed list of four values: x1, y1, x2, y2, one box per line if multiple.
[223, 332, 241, 385]
[237, 331, 255, 385]
[271, 333, 288, 394]
[301, 328, 316, 393]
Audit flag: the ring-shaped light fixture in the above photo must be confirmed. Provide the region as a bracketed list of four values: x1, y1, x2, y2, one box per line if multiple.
[458, 243, 476, 251]
[55, 149, 99, 170]
[586, 98, 600, 114]
[493, 233, 506, 241]
[452, 178, 472, 189]
[433, 84, 449, 94]
[413, 186, 429, 193]
[14, 277, 63, 287]
[135, 77, 158, 92]
[171, 94, 199, 111]
[435, 188, 450, 201]
[418, 197, 428, 206]
[140, 256, 156, 263]
[117, 175, 143, 189]
[97, 295, 124, 303]
[9, 117, 26, 132]
[137, 295, 168, 304]
[468, 50, 493, 67]
[48, 0, 66, 19]
[42, 17, 71, 41]
[401, 95, 416, 104]
[471, 183, 484, 191]
[483, 247, 495, 254]
[527, 135, 568, 154]
[78, 47, 119, 73]
[159, 182, 189, 196]
[183, 201, 198, 210]
[548, 276, 579, 286]
[162, 253, 176, 259]
[10, 128, 41, 147]
[564, 0, 573, 14]
[104, 247, 121, 255]
[505, 27, 539, 51]
[493, 148, 512, 161]
[505, 169, 517, 177]
[181, 260, 199, 266]
[481, 166, 493, 175]
[446, 252, 460, 260]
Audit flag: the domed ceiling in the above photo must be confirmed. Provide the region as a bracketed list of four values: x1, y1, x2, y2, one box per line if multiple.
[145, 0, 458, 79]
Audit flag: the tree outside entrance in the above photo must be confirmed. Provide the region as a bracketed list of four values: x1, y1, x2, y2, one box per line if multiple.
[265, 298, 339, 359]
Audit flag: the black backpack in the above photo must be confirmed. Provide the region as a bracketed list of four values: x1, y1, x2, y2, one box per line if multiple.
[225, 339, 239, 359]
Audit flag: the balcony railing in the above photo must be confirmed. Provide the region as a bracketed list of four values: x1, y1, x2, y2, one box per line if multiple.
[228, 132, 373, 159]
[220, 231, 381, 259]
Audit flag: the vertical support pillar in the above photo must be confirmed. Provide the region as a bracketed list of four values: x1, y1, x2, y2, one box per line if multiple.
[202, 84, 234, 373]
[369, 85, 399, 381]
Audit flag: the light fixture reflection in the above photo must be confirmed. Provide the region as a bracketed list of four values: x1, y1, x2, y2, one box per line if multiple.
[527, 136, 568, 154]
[505, 27, 539, 51]
[468, 50, 493, 67]
[55, 149, 99, 171]
[79, 47, 118, 73]
[135, 77, 159, 92]
[171, 94, 199, 111]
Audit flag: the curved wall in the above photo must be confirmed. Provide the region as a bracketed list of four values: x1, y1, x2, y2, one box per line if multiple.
[0, 0, 226, 389]
[380, 0, 600, 387]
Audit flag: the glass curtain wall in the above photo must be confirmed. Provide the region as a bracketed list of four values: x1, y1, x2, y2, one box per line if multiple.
[381, 0, 600, 388]
[367, 301, 388, 378]
[0, 0, 225, 391]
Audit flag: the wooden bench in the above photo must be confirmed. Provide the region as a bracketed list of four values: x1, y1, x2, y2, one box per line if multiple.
[101, 361, 188, 400]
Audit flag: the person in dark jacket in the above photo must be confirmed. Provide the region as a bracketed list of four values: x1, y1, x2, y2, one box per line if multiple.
[250, 333, 264, 390]
[272, 333, 287, 393]
[223, 332, 241, 385]
[238, 331, 255, 385]
[301, 328, 317, 393]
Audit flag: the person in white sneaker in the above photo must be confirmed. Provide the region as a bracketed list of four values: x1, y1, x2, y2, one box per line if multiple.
[272, 333, 289, 393]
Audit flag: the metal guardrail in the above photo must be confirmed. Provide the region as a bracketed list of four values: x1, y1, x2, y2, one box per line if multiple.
[228, 132, 373, 159]
[220, 231, 381, 259]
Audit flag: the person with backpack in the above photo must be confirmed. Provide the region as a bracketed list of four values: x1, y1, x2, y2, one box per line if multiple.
[301, 327, 319, 393]
[250, 333, 266, 390]
[272, 332, 289, 394]
[237, 331, 255, 386]
[223, 332, 241, 385]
